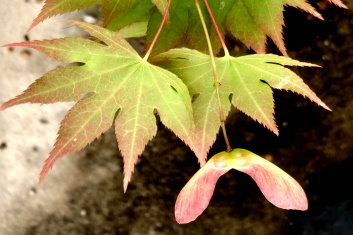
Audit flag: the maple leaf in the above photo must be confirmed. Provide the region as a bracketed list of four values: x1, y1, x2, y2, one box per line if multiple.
[175, 149, 308, 224]
[1, 22, 193, 191]
[155, 48, 330, 163]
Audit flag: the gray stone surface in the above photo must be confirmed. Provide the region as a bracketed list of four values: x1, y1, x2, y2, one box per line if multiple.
[0, 1, 106, 234]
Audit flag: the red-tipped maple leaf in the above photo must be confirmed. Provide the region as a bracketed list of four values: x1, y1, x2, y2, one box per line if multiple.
[1, 22, 193, 191]
[175, 149, 308, 224]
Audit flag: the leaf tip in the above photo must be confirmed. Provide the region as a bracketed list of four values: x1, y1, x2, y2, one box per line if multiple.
[320, 102, 332, 111]
[274, 128, 280, 136]
[2, 41, 35, 49]
[123, 176, 131, 193]
[38, 149, 62, 183]
[39, 165, 49, 183]
[307, 8, 325, 21]
[29, 12, 47, 31]
[123, 181, 128, 193]
[330, 0, 348, 9]
[315, 12, 325, 21]
[0, 104, 6, 111]
[268, 123, 279, 136]
[28, 22, 37, 32]
[2, 43, 20, 48]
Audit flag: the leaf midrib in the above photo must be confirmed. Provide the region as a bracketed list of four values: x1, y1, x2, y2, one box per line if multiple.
[230, 59, 274, 128]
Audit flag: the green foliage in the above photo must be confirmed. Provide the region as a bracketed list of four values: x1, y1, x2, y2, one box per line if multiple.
[2, 22, 193, 191]
[29, 0, 341, 54]
[155, 48, 329, 162]
[146, 0, 189, 56]
[1, 0, 345, 199]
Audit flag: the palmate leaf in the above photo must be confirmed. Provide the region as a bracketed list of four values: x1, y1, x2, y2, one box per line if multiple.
[1, 22, 193, 191]
[155, 48, 330, 163]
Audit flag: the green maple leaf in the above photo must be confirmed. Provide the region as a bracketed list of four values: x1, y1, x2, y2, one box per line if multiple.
[1, 22, 193, 191]
[155, 48, 330, 163]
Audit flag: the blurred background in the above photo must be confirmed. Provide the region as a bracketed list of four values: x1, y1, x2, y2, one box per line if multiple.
[0, 0, 352, 234]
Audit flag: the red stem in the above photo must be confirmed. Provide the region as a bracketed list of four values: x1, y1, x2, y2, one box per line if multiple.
[202, 0, 229, 56]
[144, 0, 172, 60]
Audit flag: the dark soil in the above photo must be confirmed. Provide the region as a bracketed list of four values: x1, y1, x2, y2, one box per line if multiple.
[25, 3, 353, 235]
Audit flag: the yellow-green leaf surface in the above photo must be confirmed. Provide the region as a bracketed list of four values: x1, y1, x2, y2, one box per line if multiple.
[155, 48, 330, 163]
[1, 22, 193, 191]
